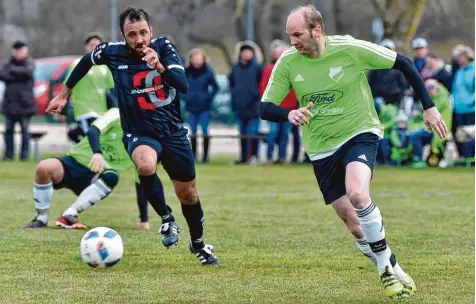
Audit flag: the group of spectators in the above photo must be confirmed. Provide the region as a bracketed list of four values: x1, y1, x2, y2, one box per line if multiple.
[369, 37, 474, 167]
[1, 35, 473, 167]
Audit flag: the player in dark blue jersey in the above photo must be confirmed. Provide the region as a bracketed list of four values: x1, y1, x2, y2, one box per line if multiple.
[47, 6, 218, 265]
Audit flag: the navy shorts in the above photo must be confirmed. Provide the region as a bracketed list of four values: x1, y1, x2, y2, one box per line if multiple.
[55, 156, 97, 196]
[311, 132, 379, 205]
[123, 128, 196, 182]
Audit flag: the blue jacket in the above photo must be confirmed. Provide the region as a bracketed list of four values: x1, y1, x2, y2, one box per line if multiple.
[183, 64, 219, 114]
[414, 57, 426, 74]
[228, 59, 263, 120]
[452, 61, 475, 115]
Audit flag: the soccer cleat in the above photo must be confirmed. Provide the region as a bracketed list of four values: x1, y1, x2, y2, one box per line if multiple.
[22, 219, 47, 228]
[400, 275, 416, 297]
[189, 243, 219, 265]
[379, 266, 404, 299]
[55, 215, 87, 229]
[159, 221, 179, 247]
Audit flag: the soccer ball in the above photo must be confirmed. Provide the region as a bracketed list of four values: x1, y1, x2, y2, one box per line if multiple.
[80, 227, 124, 268]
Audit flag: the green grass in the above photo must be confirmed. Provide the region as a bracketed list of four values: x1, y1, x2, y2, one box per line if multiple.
[0, 158, 474, 304]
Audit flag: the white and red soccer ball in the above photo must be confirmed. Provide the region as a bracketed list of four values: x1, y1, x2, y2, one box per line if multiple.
[80, 227, 124, 268]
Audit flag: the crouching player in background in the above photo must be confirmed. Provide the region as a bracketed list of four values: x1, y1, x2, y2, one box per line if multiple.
[23, 108, 133, 229]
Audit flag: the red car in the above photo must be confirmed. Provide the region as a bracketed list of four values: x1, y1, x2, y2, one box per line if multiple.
[33, 56, 80, 114]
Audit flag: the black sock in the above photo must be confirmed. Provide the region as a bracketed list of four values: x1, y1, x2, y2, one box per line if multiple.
[203, 136, 210, 162]
[135, 182, 148, 223]
[181, 200, 205, 249]
[190, 136, 197, 159]
[138, 174, 174, 223]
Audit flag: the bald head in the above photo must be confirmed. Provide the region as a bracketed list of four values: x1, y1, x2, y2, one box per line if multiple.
[287, 5, 324, 33]
[286, 5, 325, 57]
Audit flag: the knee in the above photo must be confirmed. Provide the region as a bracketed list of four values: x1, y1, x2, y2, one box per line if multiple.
[36, 160, 52, 178]
[346, 189, 370, 208]
[133, 149, 157, 175]
[136, 161, 156, 176]
[100, 170, 120, 189]
[176, 185, 198, 204]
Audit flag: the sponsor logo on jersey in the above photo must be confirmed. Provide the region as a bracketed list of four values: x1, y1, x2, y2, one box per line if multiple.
[301, 90, 344, 104]
[131, 84, 164, 94]
[118, 65, 128, 70]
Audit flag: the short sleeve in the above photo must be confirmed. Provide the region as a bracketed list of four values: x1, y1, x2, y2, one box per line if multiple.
[350, 39, 397, 71]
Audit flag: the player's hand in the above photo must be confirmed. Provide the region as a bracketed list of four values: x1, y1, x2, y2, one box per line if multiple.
[423, 107, 447, 139]
[288, 102, 313, 126]
[141, 46, 165, 72]
[89, 153, 105, 173]
[45, 87, 70, 115]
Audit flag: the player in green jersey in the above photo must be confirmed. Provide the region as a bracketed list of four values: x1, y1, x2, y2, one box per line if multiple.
[260, 5, 447, 300]
[23, 108, 134, 229]
[65, 32, 116, 143]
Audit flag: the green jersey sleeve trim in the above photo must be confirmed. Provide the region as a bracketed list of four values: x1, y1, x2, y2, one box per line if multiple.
[261, 47, 297, 105]
[329, 36, 396, 70]
[92, 108, 120, 132]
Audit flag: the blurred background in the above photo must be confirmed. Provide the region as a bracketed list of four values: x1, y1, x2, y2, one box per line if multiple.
[0, 0, 474, 167]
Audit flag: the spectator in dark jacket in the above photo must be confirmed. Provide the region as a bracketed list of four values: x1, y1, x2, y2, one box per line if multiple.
[422, 52, 453, 92]
[228, 41, 263, 164]
[412, 37, 429, 74]
[0, 40, 36, 161]
[183, 48, 219, 163]
[368, 39, 408, 107]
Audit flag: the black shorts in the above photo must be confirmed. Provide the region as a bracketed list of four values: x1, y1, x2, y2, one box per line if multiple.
[311, 132, 379, 205]
[55, 156, 97, 195]
[123, 128, 196, 182]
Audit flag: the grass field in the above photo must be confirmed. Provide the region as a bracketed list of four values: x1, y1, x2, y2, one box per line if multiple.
[0, 158, 474, 304]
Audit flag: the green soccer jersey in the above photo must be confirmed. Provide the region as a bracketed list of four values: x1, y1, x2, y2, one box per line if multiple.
[67, 108, 133, 172]
[262, 35, 397, 160]
[64, 59, 114, 120]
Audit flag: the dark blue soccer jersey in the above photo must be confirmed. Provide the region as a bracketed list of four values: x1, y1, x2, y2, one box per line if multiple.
[90, 37, 188, 137]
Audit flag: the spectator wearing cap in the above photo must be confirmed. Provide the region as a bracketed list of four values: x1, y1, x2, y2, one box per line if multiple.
[0, 40, 36, 161]
[228, 41, 263, 164]
[389, 111, 412, 166]
[412, 37, 429, 74]
[422, 52, 453, 92]
[451, 45, 475, 158]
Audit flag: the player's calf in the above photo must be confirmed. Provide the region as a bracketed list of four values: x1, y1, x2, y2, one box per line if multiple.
[23, 159, 64, 228]
[58, 170, 119, 227]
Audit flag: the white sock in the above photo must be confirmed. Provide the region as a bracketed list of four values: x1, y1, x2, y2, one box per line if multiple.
[356, 237, 377, 265]
[357, 239, 410, 282]
[62, 179, 111, 217]
[390, 251, 411, 282]
[356, 200, 392, 273]
[34, 182, 53, 224]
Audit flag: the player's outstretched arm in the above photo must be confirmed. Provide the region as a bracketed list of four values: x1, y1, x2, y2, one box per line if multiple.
[392, 54, 447, 138]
